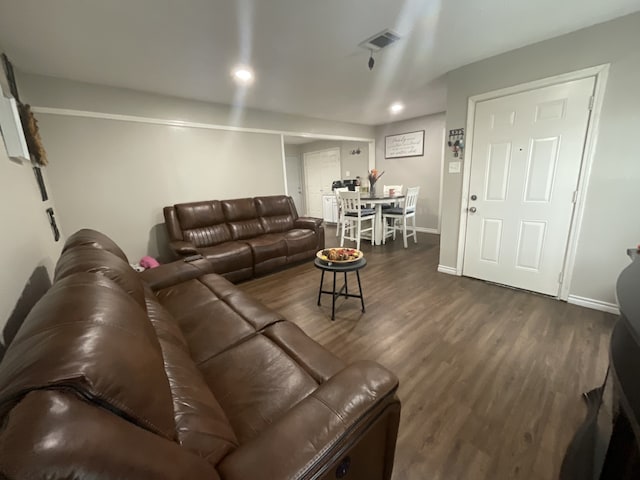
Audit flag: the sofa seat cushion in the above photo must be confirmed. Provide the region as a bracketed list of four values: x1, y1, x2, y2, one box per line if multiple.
[198, 334, 319, 444]
[155, 274, 284, 364]
[244, 234, 288, 264]
[283, 228, 318, 257]
[199, 241, 253, 274]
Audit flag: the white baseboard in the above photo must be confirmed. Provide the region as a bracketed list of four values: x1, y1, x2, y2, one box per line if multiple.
[567, 295, 619, 315]
[437, 265, 458, 276]
[415, 227, 439, 234]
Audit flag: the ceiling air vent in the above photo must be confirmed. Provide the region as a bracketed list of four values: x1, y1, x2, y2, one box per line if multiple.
[359, 29, 401, 51]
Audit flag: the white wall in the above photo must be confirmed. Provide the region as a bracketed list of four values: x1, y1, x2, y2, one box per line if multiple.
[440, 12, 640, 306]
[375, 113, 445, 232]
[17, 74, 377, 262]
[0, 58, 61, 336]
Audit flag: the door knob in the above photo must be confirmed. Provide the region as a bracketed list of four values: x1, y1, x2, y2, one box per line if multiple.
[469, 207, 477, 213]
[470, 194, 477, 201]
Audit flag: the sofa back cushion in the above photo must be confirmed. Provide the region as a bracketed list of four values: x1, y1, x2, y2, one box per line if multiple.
[63, 228, 129, 263]
[0, 390, 219, 479]
[174, 201, 232, 248]
[55, 246, 147, 311]
[0, 272, 177, 440]
[222, 198, 265, 240]
[255, 196, 296, 233]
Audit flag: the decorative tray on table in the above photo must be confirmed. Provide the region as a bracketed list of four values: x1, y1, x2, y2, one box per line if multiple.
[316, 248, 363, 264]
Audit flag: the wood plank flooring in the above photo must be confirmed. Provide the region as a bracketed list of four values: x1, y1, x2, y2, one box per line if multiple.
[239, 228, 616, 480]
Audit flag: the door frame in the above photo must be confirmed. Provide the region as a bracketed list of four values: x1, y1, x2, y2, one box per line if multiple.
[302, 147, 341, 217]
[281, 135, 375, 202]
[455, 64, 610, 300]
[284, 154, 305, 214]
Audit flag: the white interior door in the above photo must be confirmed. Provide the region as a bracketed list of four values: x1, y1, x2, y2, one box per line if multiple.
[303, 148, 340, 218]
[285, 155, 304, 214]
[463, 77, 595, 296]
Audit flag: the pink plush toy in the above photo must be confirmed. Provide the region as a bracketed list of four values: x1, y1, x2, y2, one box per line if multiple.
[139, 256, 160, 269]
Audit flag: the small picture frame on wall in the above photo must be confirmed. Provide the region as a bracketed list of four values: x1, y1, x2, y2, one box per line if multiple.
[385, 130, 425, 159]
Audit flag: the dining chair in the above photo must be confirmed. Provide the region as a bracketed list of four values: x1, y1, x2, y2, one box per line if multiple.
[340, 191, 375, 251]
[334, 187, 349, 236]
[382, 186, 420, 248]
[381, 184, 404, 209]
[381, 184, 404, 241]
[383, 184, 404, 198]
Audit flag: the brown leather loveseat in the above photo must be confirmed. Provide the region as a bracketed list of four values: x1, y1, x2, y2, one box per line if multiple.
[0, 229, 400, 479]
[164, 195, 324, 282]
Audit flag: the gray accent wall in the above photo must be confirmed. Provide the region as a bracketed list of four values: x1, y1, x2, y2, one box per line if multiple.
[16, 74, 375, 262]
[0, 56, 61, 335]
[375, 113, 445, 232]
[35, 114, 284, 261]
[17, 73, 375, 139]
[441, 12, 640, 305]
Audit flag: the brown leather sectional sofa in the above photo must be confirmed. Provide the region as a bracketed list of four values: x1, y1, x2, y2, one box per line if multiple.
[164, 195, 324, 282]
[0, 229, 401, 479]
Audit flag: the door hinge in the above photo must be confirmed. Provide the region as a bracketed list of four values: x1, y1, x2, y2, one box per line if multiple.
[572, 190, 578, 204]
[559, 271, 564, 283]
[588, 96, 595, 111]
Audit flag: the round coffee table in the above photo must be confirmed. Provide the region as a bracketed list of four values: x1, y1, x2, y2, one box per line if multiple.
[314, 257, 367, 320]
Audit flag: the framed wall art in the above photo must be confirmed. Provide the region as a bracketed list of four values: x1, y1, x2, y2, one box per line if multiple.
[384, 130, 425, 159]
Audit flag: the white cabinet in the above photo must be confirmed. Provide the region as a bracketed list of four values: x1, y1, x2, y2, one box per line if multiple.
[322, 195, 338, 223]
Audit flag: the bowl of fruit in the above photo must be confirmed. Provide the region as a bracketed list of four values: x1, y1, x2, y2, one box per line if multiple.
[316, 248, 363, 264]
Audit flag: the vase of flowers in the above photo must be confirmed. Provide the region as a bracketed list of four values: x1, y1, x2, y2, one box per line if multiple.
[368, 169, 384, 196]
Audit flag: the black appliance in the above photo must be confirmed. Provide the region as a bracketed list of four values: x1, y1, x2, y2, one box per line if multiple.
[332, 179, 359, 191]
[343, 179, 358, 191]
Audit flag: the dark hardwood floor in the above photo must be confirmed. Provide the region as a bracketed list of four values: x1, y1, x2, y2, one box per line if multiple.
[239, 227, 616, 480]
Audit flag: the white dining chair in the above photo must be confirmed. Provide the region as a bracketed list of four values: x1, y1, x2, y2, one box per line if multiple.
[382, 186, 420, 248]
[334, 187, 349, 237]
[381, 184, 404, 241]
[381, 184, 404, 209]
[383, 184, 403, 198]
[340, 191, 375, 251]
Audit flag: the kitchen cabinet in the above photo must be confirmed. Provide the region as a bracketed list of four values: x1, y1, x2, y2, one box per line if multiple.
[322, 195, 338, 223]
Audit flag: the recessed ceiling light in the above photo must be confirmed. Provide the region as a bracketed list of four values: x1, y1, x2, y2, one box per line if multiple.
[232, 66, 254, 85]
[390, 102, 404, 114]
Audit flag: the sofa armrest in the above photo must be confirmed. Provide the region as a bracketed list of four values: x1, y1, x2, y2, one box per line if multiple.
[218, 361, 400, 480]
[139, 258, 217, 291]
[294, 217, 323, 232]
[169, 240, 198, 255]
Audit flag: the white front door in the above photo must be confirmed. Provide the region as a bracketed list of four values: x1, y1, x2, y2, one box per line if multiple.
[285, 155, 304, 214]
[303, 148, 341, 218]
[463, 77, 595, 296]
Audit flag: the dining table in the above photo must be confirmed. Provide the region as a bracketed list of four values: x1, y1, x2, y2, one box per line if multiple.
[359, 193, 405, 245]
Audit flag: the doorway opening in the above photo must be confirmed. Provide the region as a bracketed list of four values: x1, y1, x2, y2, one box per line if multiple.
[282, 135, 374, 219]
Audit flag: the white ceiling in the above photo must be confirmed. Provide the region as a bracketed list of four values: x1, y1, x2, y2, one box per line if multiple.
[0, 0, 638, 126]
